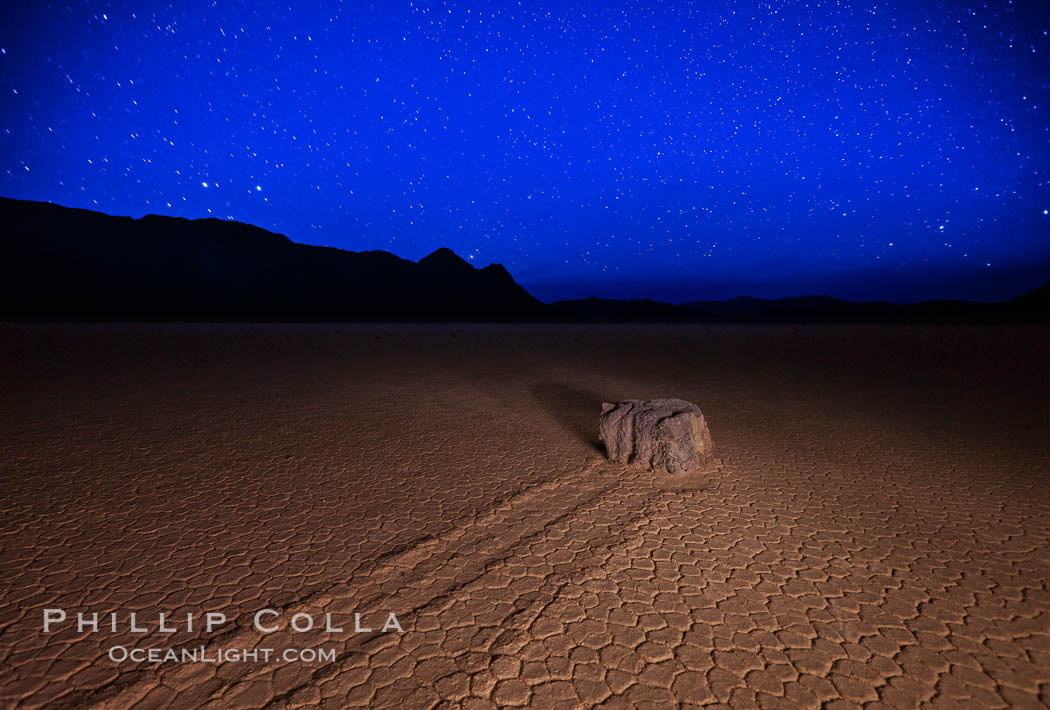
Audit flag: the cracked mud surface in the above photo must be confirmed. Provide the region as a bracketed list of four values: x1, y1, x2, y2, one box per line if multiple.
[1, 323, 1049, 709]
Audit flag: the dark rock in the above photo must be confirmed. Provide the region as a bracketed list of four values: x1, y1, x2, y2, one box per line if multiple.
[599, 399, 715, 475]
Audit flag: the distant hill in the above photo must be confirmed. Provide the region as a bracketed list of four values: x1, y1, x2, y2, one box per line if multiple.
[1, 197, 1046, 323]
[551, 293, 1039, 323]
[1013, 281, 1050, 310]
[0, 197, 541, 321]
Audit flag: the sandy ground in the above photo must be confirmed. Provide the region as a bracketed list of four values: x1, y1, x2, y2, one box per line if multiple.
[1, 323, 1049, 709]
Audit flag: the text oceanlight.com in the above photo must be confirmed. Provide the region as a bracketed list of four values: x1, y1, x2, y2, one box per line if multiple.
[108, 646, 337, 664]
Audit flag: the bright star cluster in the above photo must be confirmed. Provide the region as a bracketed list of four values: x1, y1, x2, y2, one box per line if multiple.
[1, 0, 1048, 301]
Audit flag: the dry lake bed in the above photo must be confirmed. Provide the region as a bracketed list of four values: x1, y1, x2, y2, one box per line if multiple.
[1, 323, 1048, 708]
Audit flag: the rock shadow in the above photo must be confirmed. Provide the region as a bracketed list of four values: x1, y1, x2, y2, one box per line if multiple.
[530, 380, 607, 453]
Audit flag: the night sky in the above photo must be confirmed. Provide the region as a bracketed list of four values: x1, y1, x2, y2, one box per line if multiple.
[2, 1, 1049, 303]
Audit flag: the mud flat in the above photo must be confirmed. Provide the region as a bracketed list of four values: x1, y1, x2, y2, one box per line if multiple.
[1, 323, 1048, 708]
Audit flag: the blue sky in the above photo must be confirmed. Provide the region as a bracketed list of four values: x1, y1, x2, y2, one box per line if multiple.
[2, 0, 1048, 302]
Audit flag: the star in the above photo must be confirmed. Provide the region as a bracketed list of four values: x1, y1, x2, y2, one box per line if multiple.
[4, 0, 1047, 302]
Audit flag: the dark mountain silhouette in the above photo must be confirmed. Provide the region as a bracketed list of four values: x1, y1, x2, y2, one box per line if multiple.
[1, 197, 1046, 322]
[556, 294, 1033, 323]
[0, 197, 541, 321]
[1013, 281, 1050, 311]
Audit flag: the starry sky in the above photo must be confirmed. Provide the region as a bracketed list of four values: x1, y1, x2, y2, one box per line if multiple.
[2, 0, 1049, 303]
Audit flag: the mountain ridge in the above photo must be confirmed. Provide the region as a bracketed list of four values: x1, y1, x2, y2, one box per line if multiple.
[0, 196, 541, 321]
[1, 197, 1046, 323]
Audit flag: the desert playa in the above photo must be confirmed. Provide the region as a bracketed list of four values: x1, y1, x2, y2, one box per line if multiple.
[1, 323, 1048, 709]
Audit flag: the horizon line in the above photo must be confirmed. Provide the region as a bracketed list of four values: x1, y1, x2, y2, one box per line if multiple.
[3, 194, 1046, 307]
